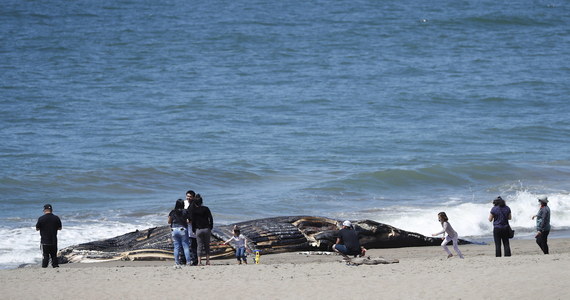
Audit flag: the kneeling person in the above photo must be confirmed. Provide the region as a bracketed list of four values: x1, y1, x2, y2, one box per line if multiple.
[332, 220, 366, 259]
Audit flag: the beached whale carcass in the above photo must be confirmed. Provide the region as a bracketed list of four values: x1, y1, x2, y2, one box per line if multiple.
[58, 216, 471, 264]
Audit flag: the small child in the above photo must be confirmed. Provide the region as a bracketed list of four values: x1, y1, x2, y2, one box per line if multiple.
[223, 226, 249, 264]
[432, 212, 464, 259]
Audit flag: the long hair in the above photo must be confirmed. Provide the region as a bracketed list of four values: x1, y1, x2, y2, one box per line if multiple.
[193, 194, 203, 207]
[174, 199, 184, 210]
[173, 199, 185, 223]
[438, 212, 449, 222]
[493, 196, 506, 207]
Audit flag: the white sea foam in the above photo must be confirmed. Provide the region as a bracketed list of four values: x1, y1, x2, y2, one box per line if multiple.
[351, 191, 570, 238]
[0, 220, 157, 269]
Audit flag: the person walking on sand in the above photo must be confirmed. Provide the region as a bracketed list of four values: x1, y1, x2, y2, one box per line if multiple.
[488, 196, 512, 257]
[223, 225, 250, 264]
[432, 212, 464, 259]
[332, 220, 367, 260]
[36, 204, 62, 268]
[532, 196, 551, 254]
[191, 194, 213, 265]
[168, 199, 192, 269]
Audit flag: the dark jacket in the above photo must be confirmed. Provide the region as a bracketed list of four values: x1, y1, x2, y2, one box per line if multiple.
[191, 206, 213, 233]
[36, 213, 62, 245]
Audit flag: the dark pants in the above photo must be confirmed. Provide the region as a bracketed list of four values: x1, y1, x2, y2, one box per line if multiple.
[493, 227, 511, 257]
[42, 244, 59, 268]
[190, 237, 198, 265]
[536, 230, 549, 254]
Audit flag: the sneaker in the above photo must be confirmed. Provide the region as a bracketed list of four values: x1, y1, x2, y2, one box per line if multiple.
[174, 265, 182, 269]
[447, 254, 453, 259]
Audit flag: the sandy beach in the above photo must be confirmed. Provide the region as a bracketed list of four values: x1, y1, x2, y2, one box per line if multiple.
[1, 238, 568, 300]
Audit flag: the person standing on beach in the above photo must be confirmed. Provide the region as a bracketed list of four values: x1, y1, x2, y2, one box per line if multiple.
[432, 212, 464, 259]
[185, 190, 198, 265]
[332, 220, 366, 260]
[488, 196, 512, 257]
[532, 196, 551, 254]
[191, 194, 213, 265]
[35, 204, 62, 268]
[184, 190, 195, 210]
[168, 199, 192, 268]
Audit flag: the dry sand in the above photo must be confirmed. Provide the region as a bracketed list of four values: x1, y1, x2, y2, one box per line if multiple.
[1, 238, 568, 300]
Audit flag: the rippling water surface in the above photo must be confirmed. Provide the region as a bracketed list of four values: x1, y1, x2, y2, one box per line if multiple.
[1, 0, 570, 268]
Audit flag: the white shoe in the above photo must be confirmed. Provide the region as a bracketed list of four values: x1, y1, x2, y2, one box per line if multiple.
[174, 265, 182, 269]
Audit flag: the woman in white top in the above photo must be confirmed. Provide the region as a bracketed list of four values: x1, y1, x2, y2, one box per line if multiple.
[223, 226, 250, 264]
[432, 212, 464, 259]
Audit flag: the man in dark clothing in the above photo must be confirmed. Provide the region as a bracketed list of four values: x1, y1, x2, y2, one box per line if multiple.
[36, 204, 62, 268]
[532, 196, 551, 254]
[332, 220, 366, 259]
[184, 190, 198, 265]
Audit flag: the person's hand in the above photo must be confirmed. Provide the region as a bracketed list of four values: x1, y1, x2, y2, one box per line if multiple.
[531, 215, 536, 220]
[535, 231, 541, 238]
[431, 233, 436, 237]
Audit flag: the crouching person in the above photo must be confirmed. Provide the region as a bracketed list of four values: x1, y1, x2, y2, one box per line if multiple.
[332, 220, 366, 260]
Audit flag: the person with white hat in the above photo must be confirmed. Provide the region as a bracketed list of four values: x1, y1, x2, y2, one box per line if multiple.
[332, 220, 366, 260]
[532, 196, 551, 254]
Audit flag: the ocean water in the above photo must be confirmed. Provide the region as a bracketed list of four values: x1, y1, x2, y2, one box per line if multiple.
[1, 0, 570, 269]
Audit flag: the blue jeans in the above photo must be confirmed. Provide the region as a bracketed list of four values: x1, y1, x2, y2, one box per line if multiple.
[171, 227, 191, 265]
[236, 246, 247, 262]
[334, 244, 359, 256]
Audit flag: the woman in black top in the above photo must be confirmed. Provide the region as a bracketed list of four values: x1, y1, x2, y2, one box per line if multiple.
[191, 194, 213, 265]
[168, 199, 191, 268]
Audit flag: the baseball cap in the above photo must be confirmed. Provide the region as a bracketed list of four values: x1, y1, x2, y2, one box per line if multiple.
[342, 220, 352, 227]
[537, 196, 549, 203]
[43, 204, 53, 210]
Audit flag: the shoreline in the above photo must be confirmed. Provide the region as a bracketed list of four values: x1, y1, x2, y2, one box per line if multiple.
[2, 238, 569, 299]
[7, 229, 570, 271]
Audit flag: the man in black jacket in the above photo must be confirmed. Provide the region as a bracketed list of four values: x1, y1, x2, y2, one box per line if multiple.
[36, 204, 62, 268]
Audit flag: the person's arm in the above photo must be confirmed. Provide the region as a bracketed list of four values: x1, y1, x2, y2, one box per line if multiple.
[432, 223, 446, 236]
[507, 213, 512, 220]
[191, 210, 197, 233]
[184, 210, 191, 225]
[207, 208, 213, 230]
[57, 218, 62, 230]
[488, 213, 494, 222]
[536, 208, 545, 233]
[243, 236, 252, 253]
[168, 216, 173, 225]
[223, 236, 234, 245]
